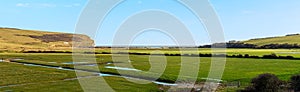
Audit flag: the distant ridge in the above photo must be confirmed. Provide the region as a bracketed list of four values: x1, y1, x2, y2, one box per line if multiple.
[243, 33, 300, 46]
[0, 28, 94, 51]
[1, 27, 299, 51]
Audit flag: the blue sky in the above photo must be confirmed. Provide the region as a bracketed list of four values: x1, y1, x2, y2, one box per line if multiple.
[1, 0, 300, 46]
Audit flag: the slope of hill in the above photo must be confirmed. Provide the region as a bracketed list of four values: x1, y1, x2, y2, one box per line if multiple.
[0, 28, 94, 51]
[243, 34, 300, 46]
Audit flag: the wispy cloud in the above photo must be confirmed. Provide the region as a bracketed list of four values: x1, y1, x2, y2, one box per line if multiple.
[39, 3, 57, 8]
[16, 3, 30, 7]
[16, 3, 81, 8]
[64, 3, 81, 8]
[16, 3, 57, 8]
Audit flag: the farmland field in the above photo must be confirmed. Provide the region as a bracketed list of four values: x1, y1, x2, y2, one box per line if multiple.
[1, 50, 300, 91]
[96, 48, 300, 58]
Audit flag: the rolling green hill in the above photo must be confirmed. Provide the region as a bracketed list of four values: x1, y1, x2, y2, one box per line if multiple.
[0, 28, 94, 51]
[243, 34, 300, 46]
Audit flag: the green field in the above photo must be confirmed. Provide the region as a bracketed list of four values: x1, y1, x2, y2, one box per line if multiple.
[0, 60, 161, 92]
[1, 51, 300, 91]
[243, 34, 300, 46]
[96, 48, 300, 58]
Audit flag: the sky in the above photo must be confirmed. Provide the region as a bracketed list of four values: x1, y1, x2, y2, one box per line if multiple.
[1, 0, 300, 46]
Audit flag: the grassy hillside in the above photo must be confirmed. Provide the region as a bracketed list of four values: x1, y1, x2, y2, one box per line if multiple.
[0, 28, 94, 51]
[243, 34, 300, 46]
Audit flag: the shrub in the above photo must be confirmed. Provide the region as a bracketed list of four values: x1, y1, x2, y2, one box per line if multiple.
[174, 54, 181, 56]
[249, 56, 259, 58]
[244, 54, 250, 58]
[213, 54, 226, 57]
[102, 52, 111, 54]
[237, 54, 243, 58]
[291, 75, 300, 91]
[241, 73, 282, 92]
[286, 56, 294, 59]
[263, 53, 278, 59]
[164, 53, 171, 56]
[199, 53, 211, 57]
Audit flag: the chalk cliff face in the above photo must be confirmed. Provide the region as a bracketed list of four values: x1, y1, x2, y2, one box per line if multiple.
[0, 28, 94, 51]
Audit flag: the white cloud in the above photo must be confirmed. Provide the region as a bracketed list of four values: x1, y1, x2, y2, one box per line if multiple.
[15, 3, 81, 8]
[64, 3, 81, 8]
[39, 3, 57, 8]
[16, 3, 57, 8]
[16, 3, 30, 7]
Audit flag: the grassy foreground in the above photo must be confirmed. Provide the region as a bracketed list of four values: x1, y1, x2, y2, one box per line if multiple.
[0, 60, 160, 92]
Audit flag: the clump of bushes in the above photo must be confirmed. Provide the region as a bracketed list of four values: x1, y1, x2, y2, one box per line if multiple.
[199, 53, 212, 57]
[213, 54, 226, 57]
[170, 54, 181, 56]
[249, 56, 259, 58]
[263, 53, 278, 59]
[278, 55, 294, 59]
[226, 54, 259, 59]
[237, 54, 244, 58]
[262, 53, 294, 59]
[240, 73, 300, 92]
[244, 54, 250, 58]
[240, 73, 282, 92]
[291, 75, 300, 91]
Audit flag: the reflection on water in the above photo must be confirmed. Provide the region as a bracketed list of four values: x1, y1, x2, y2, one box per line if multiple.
[105, 66, 142, 71]
[83, 64, 97, 66]
[95, 73, 115, 77]
[19, 61, 177, 86]
[201, 78, 223, 82]
[62, 62, 89, 65]
[153, 81, 178, 86]
[24, 64, 73, 71]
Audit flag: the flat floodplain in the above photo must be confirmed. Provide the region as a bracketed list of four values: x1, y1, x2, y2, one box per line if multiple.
[0, 54, 160, 92]
[1, 50, 300, 91]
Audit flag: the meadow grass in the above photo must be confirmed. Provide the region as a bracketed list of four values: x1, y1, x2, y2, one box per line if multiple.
[0, 61, 161, 92]
[1, 53, 300, 91]
[0, 76, 160, 92]
[1, 54, 300, 82]
[0, 62, 75, 86]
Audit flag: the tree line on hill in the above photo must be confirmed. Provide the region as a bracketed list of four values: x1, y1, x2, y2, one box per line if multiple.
[199, 42, 300, 49]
